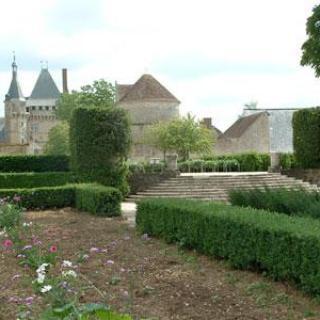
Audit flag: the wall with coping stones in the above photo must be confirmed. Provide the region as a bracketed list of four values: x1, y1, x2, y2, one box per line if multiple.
[282, 169, 320, 186]
[128, 170, 177, 194]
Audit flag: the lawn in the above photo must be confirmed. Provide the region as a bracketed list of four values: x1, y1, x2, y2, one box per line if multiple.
[1, 208, 320, 319]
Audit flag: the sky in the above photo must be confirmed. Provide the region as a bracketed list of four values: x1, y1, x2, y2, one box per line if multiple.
[0, 0, 320, 131]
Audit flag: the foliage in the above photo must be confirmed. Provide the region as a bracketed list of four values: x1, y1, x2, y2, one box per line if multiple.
[301, 4, 320, 77]
[293, 108, 320, 168]
[44, 121, 70, 156]
[279, 153, 298, 170]
[56, 80, 115, 122]
[187, 152, 270, 172]
[70, 107, 131, 194]
[178, 159, 240, 172]
[128, 162, 166, 175]
[229, 187, 320, 219]
[0, 172, 76, 189]
[0, 185, 76, 209]
[0, 184, 122, 216]
[0, 203, 22, 230]
[75, 184, 122, 217]
[0, 155, 70, 172]
[147, 114, 216, 160]
[137, 198, 320, 295]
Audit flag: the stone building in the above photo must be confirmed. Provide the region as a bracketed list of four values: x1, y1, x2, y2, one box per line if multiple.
[215, 108, 300, 155]
[116, 74, 180, 161]
[0, 58, 64, 154]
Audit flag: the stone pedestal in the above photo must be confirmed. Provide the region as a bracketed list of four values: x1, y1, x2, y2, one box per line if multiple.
[269, 152, 281, 172]
[165, 154, 178, 171]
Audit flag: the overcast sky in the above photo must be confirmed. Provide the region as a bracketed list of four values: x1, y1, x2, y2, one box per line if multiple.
[0, 0, 319, 131]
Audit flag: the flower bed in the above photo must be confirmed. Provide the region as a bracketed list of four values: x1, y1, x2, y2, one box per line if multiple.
[137, 198, 320, 295]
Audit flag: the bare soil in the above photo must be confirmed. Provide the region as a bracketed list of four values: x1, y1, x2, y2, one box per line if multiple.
[1, 208, 320, 320]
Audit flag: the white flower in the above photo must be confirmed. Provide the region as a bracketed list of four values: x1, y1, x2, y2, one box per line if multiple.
[62, 260, 73, 268]
[36, 273, 45, 284]
[22, 222, 32, 227]
[62, 270, 77, 278]
[36, 263, 49, 274]
[40, 285, 52, 293]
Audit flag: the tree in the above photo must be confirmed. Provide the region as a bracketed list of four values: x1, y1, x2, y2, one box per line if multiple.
[70, 107, 131, 194]
[56, 79, 115, 122]
[44, 122, 70, 155]
[147, 114, 216, 161]
[301, 4, 320, 77]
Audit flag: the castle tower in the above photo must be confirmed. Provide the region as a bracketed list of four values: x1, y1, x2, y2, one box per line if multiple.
[4, 56, 28, 144]
[26, 66, 61, 153]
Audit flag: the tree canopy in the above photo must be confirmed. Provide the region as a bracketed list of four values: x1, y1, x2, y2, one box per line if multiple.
[56, 79, 115, 122]
[44, 121, 70, 155]
[147, 114, 216, 160]
[301, 4, 320, 77]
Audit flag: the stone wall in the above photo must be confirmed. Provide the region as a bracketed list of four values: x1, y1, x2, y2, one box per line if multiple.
[128, 170, 177, 194]
[282, 169, 320, 186]
[214, 113, 270, 155]
[0, 143, 29, 155]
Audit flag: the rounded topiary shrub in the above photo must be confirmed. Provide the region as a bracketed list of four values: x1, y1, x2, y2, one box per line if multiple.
[70, 106, 131, 194]
[293, 108, 320, 168]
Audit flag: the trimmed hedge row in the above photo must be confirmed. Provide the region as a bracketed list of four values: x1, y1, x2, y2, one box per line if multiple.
[229, 188, 320, 219]
[178, 159, 240, 173]
[202, 152, 270, 171]
[129, 162, 166, 174]
[279, 153, 298, 170]
[0, 184, 121, 217]
[137, 198, 320, 295]
[0, 155, 70, 172]
[0, 172, 76, 189]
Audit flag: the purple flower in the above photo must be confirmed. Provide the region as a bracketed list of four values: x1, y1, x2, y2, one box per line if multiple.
[105, 260, 114, 265]
[25, 296, 34, 305]
[90, 247, 100, 253]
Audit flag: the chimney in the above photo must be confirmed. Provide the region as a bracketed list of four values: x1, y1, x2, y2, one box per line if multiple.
[202, 117, 212, 129]
[62, 68, 69, 94]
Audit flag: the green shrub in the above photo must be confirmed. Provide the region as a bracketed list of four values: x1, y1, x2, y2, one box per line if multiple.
[279, 153, 297, 170]
[178, 159, 240, 172]
[0, 203, 22, 229]
[0, 184, 122, 216]
[0, 172, 76, 189]
[137, 198, 320, 295]
[0, 185, 76, 209]
[0, 155, 70, 172]
[229, 188, 320, 219]
[75, 184, 122, 216]
[293, 108, 320, 168]
[70, 107, 131, 194]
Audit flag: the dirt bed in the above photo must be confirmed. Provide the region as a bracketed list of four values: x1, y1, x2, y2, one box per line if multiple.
[1, 208, 320, 320]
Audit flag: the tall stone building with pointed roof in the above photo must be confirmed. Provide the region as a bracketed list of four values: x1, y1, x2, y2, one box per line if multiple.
[1, 58, 61, 154]
[116, 74, 180, 160]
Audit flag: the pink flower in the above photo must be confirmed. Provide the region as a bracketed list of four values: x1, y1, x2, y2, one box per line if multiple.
[49, 245, 57, 253]
[13, 195, 21, 203]
[3, 239, 13, 247]
[22, 245, 32, 250]
[106, 260, 114, 265]
[90, 247, 100, 253]
[25, 296, 34, 305]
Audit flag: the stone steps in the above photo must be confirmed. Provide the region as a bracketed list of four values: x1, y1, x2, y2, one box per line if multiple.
[127, 173, 319, 203]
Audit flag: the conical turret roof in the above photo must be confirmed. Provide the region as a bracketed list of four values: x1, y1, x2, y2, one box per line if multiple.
[6, 60, 24, 100]
[30, 68, 60, 100]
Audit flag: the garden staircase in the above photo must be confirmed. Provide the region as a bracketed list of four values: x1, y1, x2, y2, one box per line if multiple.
[127, 172, 319, 203]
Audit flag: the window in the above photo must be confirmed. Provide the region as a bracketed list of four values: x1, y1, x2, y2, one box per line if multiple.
[26, 107, 30, 112]
[52, 106, 56, 111]
[39, 106, 43, 111]
[31, 123, 39, 133]
[32, 106, 36, 111]
[45, 106, 49, 111]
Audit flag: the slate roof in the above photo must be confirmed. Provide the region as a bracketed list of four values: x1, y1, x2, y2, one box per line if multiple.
[30, 68, 60, 100]
[222, 112, 266, 138]
[6, 63, 24, 100]
[117, 74, 180, 103]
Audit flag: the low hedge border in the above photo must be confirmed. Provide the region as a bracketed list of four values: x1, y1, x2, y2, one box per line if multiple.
[0, 172, 76, 189]
[0, 155, 70, 172]
[229, 188, 320, 219]
[0, 184, 121, 217]
[137, 198, 320, 295]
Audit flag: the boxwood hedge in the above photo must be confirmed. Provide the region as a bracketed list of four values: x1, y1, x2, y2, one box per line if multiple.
[0, 155, 70, 172]
[0, 184, 121, 216]
[137, 198, 320, 295]
[0, 172, 76, 189]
